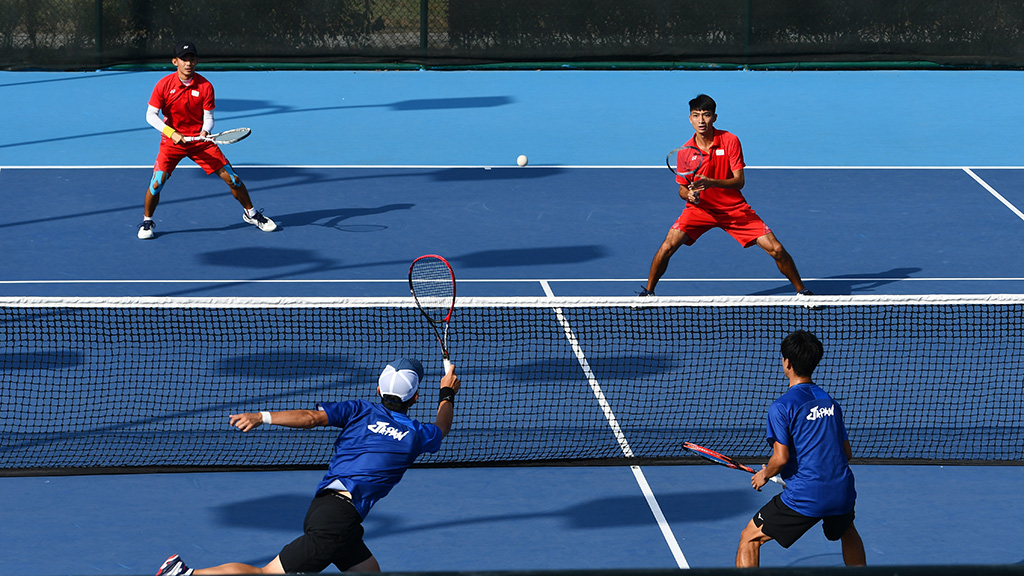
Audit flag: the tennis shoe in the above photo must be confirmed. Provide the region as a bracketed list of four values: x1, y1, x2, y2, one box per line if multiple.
[137, 220, 156, 239]
[796, 288, 820, 309]
[156, 554, 193, 576]
[243, 209, 277, 232]
[637, 286, 655, 297]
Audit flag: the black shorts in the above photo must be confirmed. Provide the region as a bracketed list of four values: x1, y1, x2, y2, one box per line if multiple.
[753, 494, 855, 549]
[278, 491, 373, 572]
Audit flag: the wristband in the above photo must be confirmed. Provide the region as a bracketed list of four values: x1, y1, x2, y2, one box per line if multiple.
[260, 411, 272, 425]
[438, 388, 456, 404]
[161, 125, 176, 138]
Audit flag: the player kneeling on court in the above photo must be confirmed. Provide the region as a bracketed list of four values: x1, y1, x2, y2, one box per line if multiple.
[156, 358, 460, 575]
[736, 330, 866, 567]
[138, 40, 276, 239]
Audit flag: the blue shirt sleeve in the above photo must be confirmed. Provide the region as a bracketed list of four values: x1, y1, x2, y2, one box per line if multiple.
[765, 400, 792, 448]
[318, 400, 359, 428]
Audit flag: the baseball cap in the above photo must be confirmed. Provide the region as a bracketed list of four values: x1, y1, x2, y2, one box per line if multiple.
[377, 358, 424, 402]
[174, 41, 198, 59]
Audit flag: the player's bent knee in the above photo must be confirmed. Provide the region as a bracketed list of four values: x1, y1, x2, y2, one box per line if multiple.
[222, 164, 243, 188]
[149, 170, 167, 196]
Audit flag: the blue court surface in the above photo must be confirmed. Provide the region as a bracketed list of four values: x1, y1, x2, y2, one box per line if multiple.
[2, 69, 1024, 573]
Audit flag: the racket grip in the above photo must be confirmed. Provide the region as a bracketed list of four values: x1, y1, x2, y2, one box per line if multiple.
[443, 358, 452, 373]
[769, 475, 786, 487]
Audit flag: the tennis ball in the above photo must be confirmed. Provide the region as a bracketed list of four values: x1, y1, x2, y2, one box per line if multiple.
[517, 154, 528, 167]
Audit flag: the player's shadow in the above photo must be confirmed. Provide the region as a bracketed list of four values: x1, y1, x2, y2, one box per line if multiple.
[213, 489, 759, 534]
[457, 246, 606, 268]
[239, 167, 566, 195]
[0, 351, 81, 371]
[0, 96, 515, 150]
[751, 267, 922, 296]
[159, 244, 607, 297]
[216, 95, 515, 116]
[199, 247, 331, 269]
[269, 203, 414, 231]
[502, 355, 677, 381]
[216, 353, 368, 380]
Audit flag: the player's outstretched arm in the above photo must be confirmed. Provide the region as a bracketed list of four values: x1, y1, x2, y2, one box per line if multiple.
[434, 364, 461, 437]
[229, 409, 328, 432]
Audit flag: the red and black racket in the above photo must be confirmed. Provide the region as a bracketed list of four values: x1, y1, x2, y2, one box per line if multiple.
[666, 145, 704, 203]
[408, 255, 456, 371]
[682, 441, 786, 487]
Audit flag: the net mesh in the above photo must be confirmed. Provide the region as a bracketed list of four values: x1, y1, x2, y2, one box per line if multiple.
[1, 294, 1022, 474]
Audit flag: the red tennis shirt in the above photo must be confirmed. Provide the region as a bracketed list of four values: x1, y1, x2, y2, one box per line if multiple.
[679, 129, 747, 212]
[148, 72, 215, 138]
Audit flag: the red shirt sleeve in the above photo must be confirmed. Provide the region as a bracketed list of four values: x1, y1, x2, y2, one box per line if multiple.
[726, 132, 746, 173]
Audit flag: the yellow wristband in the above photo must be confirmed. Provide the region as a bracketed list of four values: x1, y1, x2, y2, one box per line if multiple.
[161, 125, 176, 138]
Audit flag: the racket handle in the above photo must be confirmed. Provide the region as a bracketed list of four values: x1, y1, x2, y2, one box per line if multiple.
[769, 475, 786, 487]
[443, 358, 451, 373]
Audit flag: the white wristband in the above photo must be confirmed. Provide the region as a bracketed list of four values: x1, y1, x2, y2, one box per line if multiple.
[260, 411, 272, 426]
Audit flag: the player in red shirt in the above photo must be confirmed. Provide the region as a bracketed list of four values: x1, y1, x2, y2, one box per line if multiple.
[640, 94, 811, 297]
[138, 41, 276, 239]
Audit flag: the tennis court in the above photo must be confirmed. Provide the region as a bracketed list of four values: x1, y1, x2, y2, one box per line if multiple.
[3, 68, 1024, 574]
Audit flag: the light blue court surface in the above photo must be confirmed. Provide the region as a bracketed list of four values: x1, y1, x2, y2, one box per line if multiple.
[3, 69, 1024, 167]
[2, 69, 1024, 573]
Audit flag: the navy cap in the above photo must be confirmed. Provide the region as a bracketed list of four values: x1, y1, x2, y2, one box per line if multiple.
[174, 41, 198, 58]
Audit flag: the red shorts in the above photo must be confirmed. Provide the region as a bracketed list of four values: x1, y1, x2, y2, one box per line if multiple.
[154, 140, 229, 176]
[672, 203, 771, 248]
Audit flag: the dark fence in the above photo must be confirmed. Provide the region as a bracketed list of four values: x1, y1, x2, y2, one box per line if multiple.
[2, 0, 1023, 70]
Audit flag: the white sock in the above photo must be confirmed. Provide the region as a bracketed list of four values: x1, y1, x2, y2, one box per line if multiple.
[244, 208, 256, 217]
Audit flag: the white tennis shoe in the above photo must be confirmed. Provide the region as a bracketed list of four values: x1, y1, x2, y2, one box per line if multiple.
[243, 209, 277, 232]
[137, 220, 156, 239]
[156, 554, 193, 576]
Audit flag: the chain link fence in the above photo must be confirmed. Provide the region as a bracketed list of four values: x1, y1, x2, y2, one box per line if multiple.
[2, 0, 1023, 69]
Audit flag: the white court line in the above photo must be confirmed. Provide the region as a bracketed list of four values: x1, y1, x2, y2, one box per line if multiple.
[539, 280, 689, 569]
[3, 164, 1024, 170]
[964, 168, 1024, 223]
[4, 276, 1024, 285]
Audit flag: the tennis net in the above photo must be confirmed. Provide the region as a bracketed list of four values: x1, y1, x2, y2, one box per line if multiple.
[1, 294, 1021, 474]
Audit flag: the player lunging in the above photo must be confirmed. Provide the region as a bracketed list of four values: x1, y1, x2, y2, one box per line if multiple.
[736, 330, 866, 567]
[641, 94, 811, 298]
[156, 359, 460, 575]
[139, 41, 276, 239]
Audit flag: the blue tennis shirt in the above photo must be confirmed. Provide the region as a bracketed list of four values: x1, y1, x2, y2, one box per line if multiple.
[315, 399, 444, 519]
[765, 382, 856, 518]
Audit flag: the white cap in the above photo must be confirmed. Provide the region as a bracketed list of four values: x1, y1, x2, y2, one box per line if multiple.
[377, 358, 424, 402]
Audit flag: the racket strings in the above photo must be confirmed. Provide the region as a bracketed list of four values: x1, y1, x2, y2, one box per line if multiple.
[410, 259, 455, 320]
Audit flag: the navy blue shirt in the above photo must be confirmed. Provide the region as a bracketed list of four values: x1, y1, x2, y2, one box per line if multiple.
[766, 382, 856, 517]
[315, 400, 444, 519]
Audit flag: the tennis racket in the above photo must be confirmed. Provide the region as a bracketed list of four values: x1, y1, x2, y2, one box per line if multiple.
[182, 127, 252, 144]
[682, 441, 786, 487]
[666, 145, 703, 203]
[408, 254, 456, 372]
